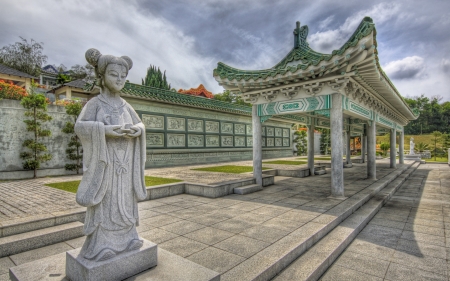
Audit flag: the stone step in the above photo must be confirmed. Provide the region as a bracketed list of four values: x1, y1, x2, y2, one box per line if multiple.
[233, 184, 263, 195]
[0, 208, 85, 238]
[0, 221, 84, 258]
[272, 162, 420, 281]
[221, 162, 418, 281]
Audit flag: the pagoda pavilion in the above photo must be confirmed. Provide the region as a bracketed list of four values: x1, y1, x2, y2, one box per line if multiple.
[178, 84, 214, 98]
[213, 17, 419, 197]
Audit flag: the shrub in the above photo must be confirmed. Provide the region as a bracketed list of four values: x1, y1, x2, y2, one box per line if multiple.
[0, 80, 28, 100]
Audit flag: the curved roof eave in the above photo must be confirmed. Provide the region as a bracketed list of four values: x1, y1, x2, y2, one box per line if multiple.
[213, 17, 419, 121]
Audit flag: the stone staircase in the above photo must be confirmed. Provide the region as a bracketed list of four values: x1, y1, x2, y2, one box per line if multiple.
[0, 210, 85, 258]
[271, 162, 420, 281]
[220, 161, 419, 281]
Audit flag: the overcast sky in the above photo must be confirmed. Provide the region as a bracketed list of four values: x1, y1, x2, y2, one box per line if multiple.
[1, 0, 449, 100]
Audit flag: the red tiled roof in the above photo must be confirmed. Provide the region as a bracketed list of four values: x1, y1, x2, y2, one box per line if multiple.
[177, 84, 214, 99]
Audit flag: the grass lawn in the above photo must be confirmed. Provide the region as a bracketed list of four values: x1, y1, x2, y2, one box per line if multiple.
[45, 180, 80, 193]
[192, 165, 270, 174]
[313, 157, 331, 160]
[145, 176, 183, 186]
[426, 157, 448, 163]
[263, 160, 307, 165]
[45, 176, 183, 193]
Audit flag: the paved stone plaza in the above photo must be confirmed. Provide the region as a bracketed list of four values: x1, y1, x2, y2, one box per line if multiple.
[3, 159, 448, 280]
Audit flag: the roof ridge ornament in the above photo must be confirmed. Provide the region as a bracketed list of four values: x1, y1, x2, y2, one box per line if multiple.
[293, 21, 309, 49]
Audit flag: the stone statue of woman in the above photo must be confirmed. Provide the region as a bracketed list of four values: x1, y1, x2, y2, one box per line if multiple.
[409, 137, 415, 155]
[74, 49, 147, 262]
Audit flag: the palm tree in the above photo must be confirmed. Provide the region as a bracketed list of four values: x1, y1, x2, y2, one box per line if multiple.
[416, 142, 429, 153]
[432, 131, 442, 161]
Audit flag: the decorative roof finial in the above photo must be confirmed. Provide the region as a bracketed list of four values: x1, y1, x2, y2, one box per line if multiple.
[293, 21, 309, 49]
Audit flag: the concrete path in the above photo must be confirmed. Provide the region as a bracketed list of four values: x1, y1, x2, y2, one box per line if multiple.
[320, 163, 450, 281]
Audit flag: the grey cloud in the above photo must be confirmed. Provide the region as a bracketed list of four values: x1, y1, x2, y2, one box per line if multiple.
[441, 59, 450, 73]
[384, 56, 426, 80]
[1, 0, 450, 99]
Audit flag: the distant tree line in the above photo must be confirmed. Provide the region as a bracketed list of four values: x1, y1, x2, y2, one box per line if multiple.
[404, 94, 450, 135]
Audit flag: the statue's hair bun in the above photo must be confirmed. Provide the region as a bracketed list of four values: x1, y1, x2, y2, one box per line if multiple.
[85, 48, 102, 67]
[121, 56, 133, 70]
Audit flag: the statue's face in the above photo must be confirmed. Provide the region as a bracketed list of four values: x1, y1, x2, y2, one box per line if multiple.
[104, 63, 127, 93]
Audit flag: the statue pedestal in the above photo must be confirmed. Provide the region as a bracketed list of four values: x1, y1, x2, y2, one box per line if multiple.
[404, 154, 422, 162]
[66, 239, 157, 281]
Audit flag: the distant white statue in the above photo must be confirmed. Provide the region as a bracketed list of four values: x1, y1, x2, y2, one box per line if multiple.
[74, 49, 147, 262]
[409, 137, 415, 155]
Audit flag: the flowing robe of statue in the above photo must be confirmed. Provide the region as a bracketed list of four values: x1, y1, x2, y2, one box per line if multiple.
[410, 138, 415, 155]
[74, 94, 147, 260]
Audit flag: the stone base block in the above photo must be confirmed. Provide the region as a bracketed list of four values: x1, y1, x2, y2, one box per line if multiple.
[234, 184, 263, 195]
[66, 239, 157, 281]
[343, 163, 353, 168]
[314, 170, 326, 175]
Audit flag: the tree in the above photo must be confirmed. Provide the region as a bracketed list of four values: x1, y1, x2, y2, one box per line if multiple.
[20, 83, 52, 178]
[293, 129, 307, 155]
[213, 90, 250, 106]
[56, 73, 71, 84]
[69, 64, 94, 80]
[318, 128, 331, 155]
[442, 133, 450, 157]
[142, 65, 171, 90]
[380, 142, 390, 156]
[62, 101, 83, 174]
[432, 131, 442, 161]
[0, 37, 47, 77]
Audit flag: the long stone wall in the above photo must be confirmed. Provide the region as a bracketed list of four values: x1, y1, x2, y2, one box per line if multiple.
[0, 98, 294, 179]
[127, 98, 294, 168]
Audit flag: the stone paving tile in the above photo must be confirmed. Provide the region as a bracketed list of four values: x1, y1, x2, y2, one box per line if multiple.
[334, 251, 390, 278]
[384, 262, 447, 281]
[159, 236, 208, 258]
[140, 228, 179, 244]
[214, 235, 270, 258]
[240, 225, 290, 243]
[320, 164, 450, 281]
[186, 247, 246, 274]
[160, 220, 206, 235]
[212, 219, 258, 234]
[183, 227, 235, 245]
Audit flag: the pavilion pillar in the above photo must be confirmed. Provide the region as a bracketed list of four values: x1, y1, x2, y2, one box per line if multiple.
[307, 118, 315, 176]
[362, 124, 367, 164]
[330, 93, 344, 197]
[390, 129, 397, 168]
[399, 130, 404, 164]
[346, 124, 352, 165]
[252, 105, 263, 186]
[367, 121, 376, 180]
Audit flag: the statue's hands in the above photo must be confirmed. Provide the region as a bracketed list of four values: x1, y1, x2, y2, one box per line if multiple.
[105, 125, 125, 138]
[126, 125, 142, 138]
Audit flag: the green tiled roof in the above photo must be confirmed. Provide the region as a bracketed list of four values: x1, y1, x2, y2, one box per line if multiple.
[213, 17, 375, 81]
[120, 82, 304, 123]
